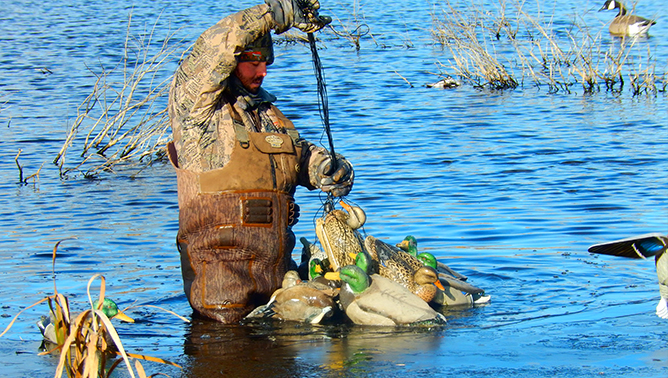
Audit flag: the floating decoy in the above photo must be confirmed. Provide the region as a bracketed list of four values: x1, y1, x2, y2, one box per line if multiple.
[599, 0, 656, 36]
[588, 233, 668, 319]
[364, 235, 446, 303]
[245, 270, 338, 324]
[325, 265, 447, 326]
[37, 298, 134, 345]
[396, 235, 469, 282]
[395, 235, 490, 306]
[426, 77, 460, 89]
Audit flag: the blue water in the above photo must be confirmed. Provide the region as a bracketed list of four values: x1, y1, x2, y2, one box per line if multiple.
[1, 0, 667, 377]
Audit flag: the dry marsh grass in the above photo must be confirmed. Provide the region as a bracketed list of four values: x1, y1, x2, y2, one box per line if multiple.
[54, 14, 187, 179]
[0, 240, 187, 378]
[432, 0, 666, 94]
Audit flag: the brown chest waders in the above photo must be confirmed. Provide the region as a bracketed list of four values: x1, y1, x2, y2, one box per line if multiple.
[168, 105, 304, 323]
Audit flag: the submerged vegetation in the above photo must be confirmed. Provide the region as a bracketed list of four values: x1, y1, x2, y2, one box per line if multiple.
[431, 0, 666, 93]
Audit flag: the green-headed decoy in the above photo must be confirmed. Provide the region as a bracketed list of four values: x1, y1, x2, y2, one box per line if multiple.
[325, 265, 446, 326]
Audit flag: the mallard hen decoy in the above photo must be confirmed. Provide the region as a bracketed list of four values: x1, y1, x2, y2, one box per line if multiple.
[315, 201, 366, 271]
[37, 298, 134, 345]
[245, 271, 338, 324]
[599, 0, 656, 36]
[395, 235, 490, 306]
[364, 235, 446, 302]
[325, 265, 447, 326]
[588, 233, 668, 319]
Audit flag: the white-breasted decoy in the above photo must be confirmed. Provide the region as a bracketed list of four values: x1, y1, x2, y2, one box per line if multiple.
[599, 0, 656, 36]
[588, 233, 668, 319]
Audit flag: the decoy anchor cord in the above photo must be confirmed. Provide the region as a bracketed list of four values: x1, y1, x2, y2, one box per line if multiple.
[307, 32, 337, 176]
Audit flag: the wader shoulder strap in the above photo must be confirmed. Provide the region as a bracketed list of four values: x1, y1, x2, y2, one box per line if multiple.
[223, 89, 251, 148]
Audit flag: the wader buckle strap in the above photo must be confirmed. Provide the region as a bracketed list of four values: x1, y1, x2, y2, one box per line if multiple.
[242, 198, 273, 224]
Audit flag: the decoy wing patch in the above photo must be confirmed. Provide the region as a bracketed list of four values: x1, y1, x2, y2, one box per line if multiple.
[588, 233, 668, 259]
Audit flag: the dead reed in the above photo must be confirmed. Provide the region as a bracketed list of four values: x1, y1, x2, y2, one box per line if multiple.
[0, 240, 187, 378]
[54, 14, 187, 179]
[432, 0, 666, 95]
[329, 0, 374, 50]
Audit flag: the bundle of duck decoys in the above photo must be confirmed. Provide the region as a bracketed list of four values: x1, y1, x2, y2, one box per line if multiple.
[246, 200, 490, 326]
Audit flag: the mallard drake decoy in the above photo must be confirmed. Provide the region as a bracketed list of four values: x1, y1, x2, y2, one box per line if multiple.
[599, 0, 656, 36]
[245, 271, 338, 324]
[298, 236, 329, 280]
[315, 201, 366, 271]
[395, 235, 491, 306]
[37, 298, 134, 345]
[396, 235, 470, 282]
[588, 233, 668, 319]
[325, 265, 447, 326]
[364, 236, 446, 303]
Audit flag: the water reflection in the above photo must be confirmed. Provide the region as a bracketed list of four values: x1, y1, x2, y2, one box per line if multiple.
[182, 317, 447, 377]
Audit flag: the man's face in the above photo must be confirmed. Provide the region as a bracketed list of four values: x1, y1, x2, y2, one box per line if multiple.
[234, 61, 267, 93]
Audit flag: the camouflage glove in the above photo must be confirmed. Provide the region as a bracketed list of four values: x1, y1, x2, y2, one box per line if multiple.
[266, 0, 332, 34]
[310, 150, 354, 197]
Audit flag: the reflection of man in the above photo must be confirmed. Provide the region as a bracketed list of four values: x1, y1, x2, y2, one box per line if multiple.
[167, 0, 354, 323]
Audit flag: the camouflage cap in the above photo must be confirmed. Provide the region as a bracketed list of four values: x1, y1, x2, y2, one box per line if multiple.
[238, 33, 274, 65]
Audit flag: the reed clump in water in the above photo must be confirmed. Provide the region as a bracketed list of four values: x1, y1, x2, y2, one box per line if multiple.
[54, 14, 187, 179]
[329, 0, 374, 50]
[432, 0, 665, 95]
[0, 240, 187, 378]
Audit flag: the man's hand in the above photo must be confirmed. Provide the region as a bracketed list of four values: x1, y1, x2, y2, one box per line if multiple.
[266, 0, 332, 34]
[317, 154, 353, 197]
[308, 149, 353, 197]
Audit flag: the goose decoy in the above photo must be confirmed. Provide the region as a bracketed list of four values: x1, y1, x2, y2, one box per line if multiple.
[325, 265, 447, 326]
[588, 233, 668, 319]
[599, 0, 656, 36]
[426, 76, 460, 89]
[37, 298, 134, 345]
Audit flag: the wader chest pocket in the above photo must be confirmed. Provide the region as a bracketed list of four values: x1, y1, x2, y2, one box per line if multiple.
[242, 198, 273, 225]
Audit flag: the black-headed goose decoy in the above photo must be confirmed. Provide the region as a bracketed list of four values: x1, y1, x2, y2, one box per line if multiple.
[599, 0, 656, 36]
[588, 233, 668, 319]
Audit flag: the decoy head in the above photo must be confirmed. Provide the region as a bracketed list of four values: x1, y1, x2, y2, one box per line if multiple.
[93, 298, 134, 323]
[309, 258, 325, 280]
[396, 235, 418, 256]
[417, 252, 438, 270]
[339, 200, 366, 230]
[599, 0, 622, 12]
[282, 270, 302, 288]
[353, 251, 374, 274]
[413, 267, 446, 291]
[325, 265, 370, 294]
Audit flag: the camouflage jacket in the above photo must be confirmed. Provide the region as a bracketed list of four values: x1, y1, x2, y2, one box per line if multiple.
[168, 3, 326, 190]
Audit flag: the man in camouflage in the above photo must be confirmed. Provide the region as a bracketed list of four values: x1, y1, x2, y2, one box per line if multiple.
[167, 0, 354, 323]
